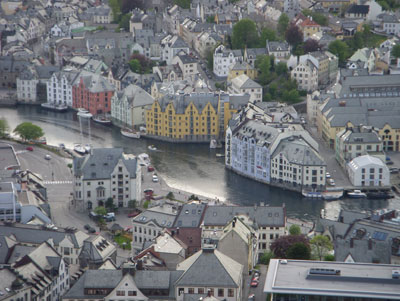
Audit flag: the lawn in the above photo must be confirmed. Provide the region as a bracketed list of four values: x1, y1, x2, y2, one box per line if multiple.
[114, 234, 132, 250]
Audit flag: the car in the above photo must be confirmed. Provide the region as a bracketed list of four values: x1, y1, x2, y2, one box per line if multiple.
[128, 209, 141, 218]
[252, 276, 259, 282]
[387, 160, 394, 165]
[26, 146, 33, 151]
[84, 224, 90, 230]
[59, 143, 65, 149]
[328, 179, 336, 186]
[326, 172, 331, 178]
[144, 188, 154, 194]
[152, 176, 159, 182]
[44, 154, 51, 160]
[390, 167, 399, 174]
[248, 294, 255, 301]
[250, 280, 259, 287]
[88, 227, 96, 233]
[147, 166, 155, 172]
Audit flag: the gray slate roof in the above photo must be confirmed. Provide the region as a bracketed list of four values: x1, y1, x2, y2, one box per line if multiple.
[173, 203, 207, 228]
[203, 205, 285, 227]
[73, 148, 137, 180]
[157, 93, 219, 114]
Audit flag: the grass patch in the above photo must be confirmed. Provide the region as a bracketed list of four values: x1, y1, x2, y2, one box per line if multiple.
[114, 234, 132, 250]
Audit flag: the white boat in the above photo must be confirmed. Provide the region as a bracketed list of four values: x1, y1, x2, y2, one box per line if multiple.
[74, 143, 86, 155]
[92, 115, 111, 125]
[210, 139, 217, 149]
[121, 128, 141, 139]
[148, 145, 157, 151]
[322, 188, 344, 200]
[84, 144, 91, 153]
[41, 103, 68, 112]
[347, 189, 367, 198]
[216, 153, 225, 157]
[77, 108, 93, 118]
[302, 190, 322, 199]
[138, 153, 151, 166]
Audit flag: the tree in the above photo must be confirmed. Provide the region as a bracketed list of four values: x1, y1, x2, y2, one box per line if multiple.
[282, 89, 300, 103]
[130, 53, 154, 74]
[302, 9, 328, 26]
[232, 19, 259, 49]
[289, 224, 301, 236]
[105, 198, 115, 210]
[259, 251, 274, 265]
[174, 0, 191, 9]
[109, 0, 121, 23]
[128, 200, 137, 208]
[392, 44, 400, 58]
[255, 55, 271, 85]
[206, 15, 215, 23]
[310, 235, 333, 260]
[166, 192, 175, 200]
[275, 62, 287, 75]
[303, 39, 321, 53]
[259, 28, 278, 47]
[94, 206, 107, 216]
[143, 200, 150, 209]
[270, 235, 310, 258]
[324, 254, 335, 261]
[14, 122, 44, 141]
[268, 82, 278, 99]
[0, 118, 9, 138]
[278, 13, 289, 37]
[129, 59, 141, 73]
[285, 24, 303, 47]
[328, 40, 350, 64]
[287, 242, 311, 259]
[120, 0, 144, 13]
[119, 13, 132, 31]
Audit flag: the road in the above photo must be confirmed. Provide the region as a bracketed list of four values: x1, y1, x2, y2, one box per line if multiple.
[242, 265, 268, 301]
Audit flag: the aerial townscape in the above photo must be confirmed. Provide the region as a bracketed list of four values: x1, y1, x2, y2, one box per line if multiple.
[2, 0, 400, 300]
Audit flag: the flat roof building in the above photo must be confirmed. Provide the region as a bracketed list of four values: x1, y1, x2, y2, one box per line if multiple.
[264, 259, 400, 300]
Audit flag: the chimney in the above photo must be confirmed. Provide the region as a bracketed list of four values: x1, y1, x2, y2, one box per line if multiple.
[137, 259, 144, 270]
[176, 227, 180, 235]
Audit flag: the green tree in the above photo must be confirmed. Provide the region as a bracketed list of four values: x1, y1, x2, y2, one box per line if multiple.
[282, 89, 300, 103]
[275, 62, 287, 75]
[392, 44, 400, 58]
[105, 198, 115, 210]
[324, 254, 335, 261]
[255, 55, 271, 85]
[289, 224, 301, 236]
[328, 40, 350, 64]
[143, 200, 150, 209]
[232, 18, 259, 49]
[268, 82, 278, 99]
[14, 122, 44, 141]
[259, 251, 274, 265]
[310, 235, 333, 260]
[277, 13, 289, 37]
[259, 28, 278, 47]
[119, 13, 132, 31]
[302, 9, 328, 26]
[206, 15, 215, 23]
[129, 59, 141, 73]
[166, 192, 175, 200]
[0, 118, 9, 138]
[174, 0, 191, 9]
[128, 200, 137, 208]
[287, 242, 311, 259]
[109, 0, 121, 23]
[94, 206, 107, 216]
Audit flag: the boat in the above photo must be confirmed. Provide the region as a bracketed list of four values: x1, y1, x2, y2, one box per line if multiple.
[148, 145, 157, 151]
[41, 102, 68, 112]
[210, 139, 217, 149]
[32, 137, 47, 144]
[216, 153, 225, 157]
[84, 144, 91, 153]
[92, 115, 111, 125]
[121, 128, 140, 139]
[77, 108, 93, 118]
[366, 191, 394, 199]
[73, 143, 86, 155]
[138, 153, 151, 166]
[302, 190, 322, 199]
[322, 188, 344, 201]
[347, 189, 367, 198]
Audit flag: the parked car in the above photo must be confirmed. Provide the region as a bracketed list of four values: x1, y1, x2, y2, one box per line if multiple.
[44, 154, 51, 160]
[26, 146, 33, 151]
[84, 224, 90, 230]
[390, 168, 399, 174]
[147, 166, 155, 172]
[248, 294, 255, 301]
[328, 179, 335, 186]
[128, 209, 142, 218]
[144, 188, 154, 194]
[326, 172, 331, 178]
[88, 227, 96, 233]
[250, 280, 259, 287]
[387, 160, 394, 165]
[152, 176, 159, 182]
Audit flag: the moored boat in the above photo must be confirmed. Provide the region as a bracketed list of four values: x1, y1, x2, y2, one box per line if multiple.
[41, 103, 68, 112]
[92, 115, 111, 125]
[74, 143, 86, 155]
[121, 128, 140, 139]
[84, 144, 91, 153]
[347, 189, 367, 198]
[138, 153, 150, 166]
[216, 153, 225, 157]
[77, 108, 93, 118]
[148, 145, 157, 151]
[302, 190, 322, 199]
[210, 139, 217, 149]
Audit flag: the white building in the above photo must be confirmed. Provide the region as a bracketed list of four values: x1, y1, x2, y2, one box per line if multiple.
[111, 84, 154, 129]
[382, 14, 400, 35]
[291, 60, 318, 92]
[16, 66, 38, 103]
[213, 45, 243, 77]
[228, 74, 262, 103]
[171, 54, 199, 80]
[73, 148, 141, 211]
[161, 35, 190, 65]
[266, 41, 291, 60]
[46, 69, 79, 107]
[132, 203, 178, 253]
[347, 155, 390, 187]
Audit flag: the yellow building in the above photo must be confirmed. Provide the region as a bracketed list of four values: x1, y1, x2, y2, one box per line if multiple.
[146, 93, 249, 142]
[317, 0, 357, 11]
[227, 61, 258, 82]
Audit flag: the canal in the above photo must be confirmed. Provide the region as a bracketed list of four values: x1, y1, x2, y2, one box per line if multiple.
[2, 105, 399, 220]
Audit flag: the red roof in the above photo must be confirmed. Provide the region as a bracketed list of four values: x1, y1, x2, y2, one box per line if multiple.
[301, 18, 320, 27]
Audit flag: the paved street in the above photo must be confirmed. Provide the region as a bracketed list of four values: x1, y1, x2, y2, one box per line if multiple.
[242, 265, 268, 301]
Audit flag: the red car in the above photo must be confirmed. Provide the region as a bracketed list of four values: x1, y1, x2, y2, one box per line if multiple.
[26, 146, 34, 151]
[128, 210, 141, 218]
[147, 166, 155, 172]
[250, 280, 259, 287]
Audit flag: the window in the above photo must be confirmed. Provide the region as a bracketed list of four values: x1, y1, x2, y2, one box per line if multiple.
[218, 289, 224, 297]
[188, 288, 194, 294]
[116, 290, 125, 296]
[128, 291, 137, 296]
[228, 289, 234, 297]
[198, 288, 204, 294]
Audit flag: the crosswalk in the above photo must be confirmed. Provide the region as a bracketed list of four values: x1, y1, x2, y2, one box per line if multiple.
[43, 180, 72, 185]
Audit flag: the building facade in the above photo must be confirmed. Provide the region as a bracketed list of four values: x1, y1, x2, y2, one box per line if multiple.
[228, 74, 262, 103]
[347, 155, 390, 187]
[46, 69, 79, 107]
[213, 45, 243, 77]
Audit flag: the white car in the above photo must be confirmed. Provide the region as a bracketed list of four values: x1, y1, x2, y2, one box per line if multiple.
[326, 172, 331, 178]
[328, 179, 335, 186]
[44, 154, 51, 160]
[152, 175, 159, 183]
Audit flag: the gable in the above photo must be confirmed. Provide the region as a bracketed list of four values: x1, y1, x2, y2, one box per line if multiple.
[106, 274, 148, 301]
